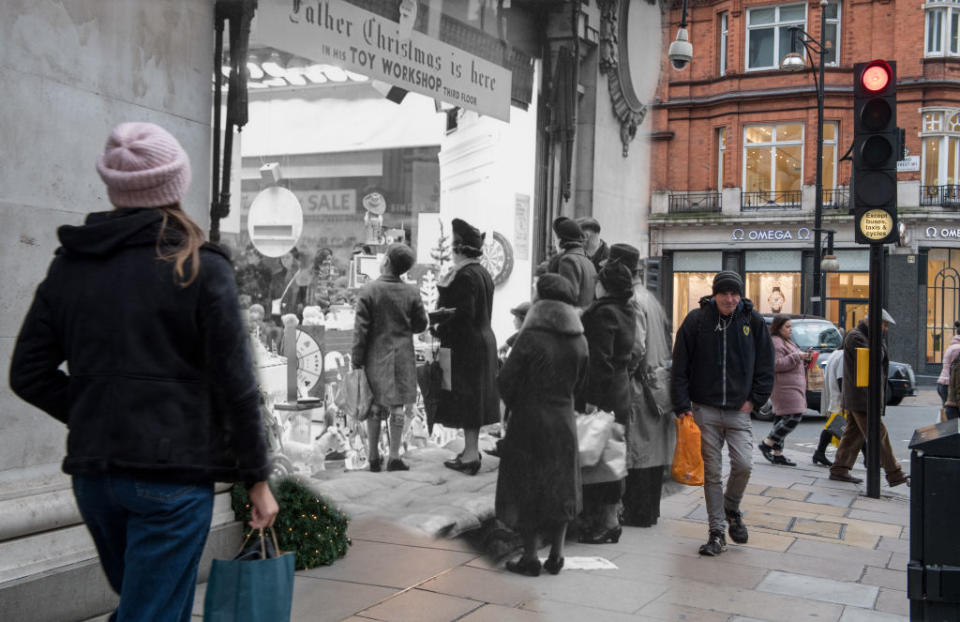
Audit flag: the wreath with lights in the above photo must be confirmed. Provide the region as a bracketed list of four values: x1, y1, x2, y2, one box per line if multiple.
[231, 477, 351, 570]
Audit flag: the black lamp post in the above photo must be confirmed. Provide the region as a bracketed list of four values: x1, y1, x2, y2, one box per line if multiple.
[782, 0, 829, 317]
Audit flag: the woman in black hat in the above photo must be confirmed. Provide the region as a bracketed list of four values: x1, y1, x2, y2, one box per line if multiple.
[432, 218, 500, 474]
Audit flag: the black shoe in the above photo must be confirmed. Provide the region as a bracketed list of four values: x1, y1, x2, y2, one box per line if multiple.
[578, 525, 621, 544]
[543, 554, 564, 575]
[772, 454, 797, 467]
[758, 443, 776, 464]
[505, 556, 541, 577]
[369, 456, 383, 473]
[888, 473, 911, 488]
[444, 456, 481, 475]
[699, 530, 727, 556]
[812, 451, 833, 467]
[829, 472, 863, 484]
[386, 458, 409, 472]
[725, 508, 749, 544]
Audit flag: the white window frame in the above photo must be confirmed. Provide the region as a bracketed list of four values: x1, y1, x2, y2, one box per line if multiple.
[717, 127, 726, 189]
[742, 123, 805, 195]
[824, 2, 842, 67]
[925, 1, 960, 57]
[745, 3, 807, 71]
[823, 121, 838, 191]
[920, 108, 960, 186]
[719, 12, 729, 76]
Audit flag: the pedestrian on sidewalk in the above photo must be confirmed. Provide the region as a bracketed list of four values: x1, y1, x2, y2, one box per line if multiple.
[577, 260, 636, 544]
[576, 216, 610, 273]
[945, 352, 960, 420]
[813, 345, 844, 467]
[829, 310, 910, 487]
[495, 274, 589, 577]
[433, 218, 500, 475]
[351, 243, 429, 472]
[671, 270, 775, 557]
[611, 244, 676, 528]
[758, 316, 813, 467]
[548, 217, 597, 309]
[9, 122, 278, 622]
[936, 320, 960, 406]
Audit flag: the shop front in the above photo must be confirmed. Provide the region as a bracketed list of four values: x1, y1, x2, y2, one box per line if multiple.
[913, 222, 960, 371]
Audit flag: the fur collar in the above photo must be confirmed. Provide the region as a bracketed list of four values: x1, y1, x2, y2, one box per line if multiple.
[520, 300, 584, 336]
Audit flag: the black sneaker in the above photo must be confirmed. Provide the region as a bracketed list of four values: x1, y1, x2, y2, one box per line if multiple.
[698, 530, 727, 556]
[758, 442, 776, 464]
[725, 508, 749, 544]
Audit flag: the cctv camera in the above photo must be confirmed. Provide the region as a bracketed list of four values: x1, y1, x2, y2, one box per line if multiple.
[668, 28, 693, 71]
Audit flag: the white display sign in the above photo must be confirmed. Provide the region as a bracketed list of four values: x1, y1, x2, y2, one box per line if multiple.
[897, 156, 920, 172]
[257, 0, 512, 121]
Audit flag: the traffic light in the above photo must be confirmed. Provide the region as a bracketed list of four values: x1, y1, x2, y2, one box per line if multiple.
[853, 60, 898, 245]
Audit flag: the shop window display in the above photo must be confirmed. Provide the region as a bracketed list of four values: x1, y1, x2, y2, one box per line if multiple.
[673, 272, 715, 331]
[926, 249, 960, 363]
[746, 273, 801, 314]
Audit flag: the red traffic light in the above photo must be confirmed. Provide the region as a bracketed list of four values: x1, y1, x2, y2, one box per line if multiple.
[861, 60, 892, 92]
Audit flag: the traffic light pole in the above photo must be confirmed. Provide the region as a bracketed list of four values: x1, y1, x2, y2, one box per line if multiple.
[812, 5, 826, 319]
[866, 243, 884, 498]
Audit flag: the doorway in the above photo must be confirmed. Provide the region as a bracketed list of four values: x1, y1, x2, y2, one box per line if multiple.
[839, 299, 869, 333]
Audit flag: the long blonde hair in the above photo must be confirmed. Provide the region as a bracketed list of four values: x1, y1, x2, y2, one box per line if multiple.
[155, 203, 206, 287]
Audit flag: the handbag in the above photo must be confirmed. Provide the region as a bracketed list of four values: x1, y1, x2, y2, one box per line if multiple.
[203, 528, 295, 622]
[334, 369, 373, 424]
[824, 410, 847, 446]
[576, 411, 615, 467]
[671, 416, 704, 486]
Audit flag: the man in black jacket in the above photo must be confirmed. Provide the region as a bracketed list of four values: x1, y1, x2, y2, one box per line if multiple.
[671, 270, 775, 556]
[829, 310, 910, 486]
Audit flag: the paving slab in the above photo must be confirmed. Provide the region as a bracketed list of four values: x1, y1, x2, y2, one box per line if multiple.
[760, 486, 810, 501]
[522, 599, 658, 622]
[861, 566, 907, 591]
[590, 549, 768, 589]
[804, 490, 858, 508]
[637, 598, 732, 622]
[786, 537, 892, 568]
[756, 570, 879, 608]
[657, 577, 844, 620]
[846, 508, 908, 526]
[457, 604, 543, 622]
[522, 571, 669, 613]
[789, 517, 845, 539]
[875, 588, 909, 616]
[887, 552, 908, 571]
[418, 566, 533, 607]
[358, 587, 482, 622]
[837, 607, 908, 622]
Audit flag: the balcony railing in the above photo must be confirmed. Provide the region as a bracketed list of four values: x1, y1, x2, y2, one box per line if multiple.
[920, 184, 960, 209]
[668, 191, 722, 213]
[741, 190, 802, 211]
[822, 187, 849, 210]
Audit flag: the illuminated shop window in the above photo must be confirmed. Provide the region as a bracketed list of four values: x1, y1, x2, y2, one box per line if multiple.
[746, 273, 802, 315]
[926, 249, 960, 363]
[744, 123, 804, 196]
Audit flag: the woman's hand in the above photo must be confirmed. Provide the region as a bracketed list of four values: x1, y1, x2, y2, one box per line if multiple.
[248, 481, 279, 529]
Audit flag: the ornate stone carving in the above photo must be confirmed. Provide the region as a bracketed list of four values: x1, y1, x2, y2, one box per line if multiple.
[598, 0, 648, 157]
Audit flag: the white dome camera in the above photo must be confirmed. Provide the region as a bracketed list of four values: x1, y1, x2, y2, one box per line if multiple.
[668, 28, 693, 71]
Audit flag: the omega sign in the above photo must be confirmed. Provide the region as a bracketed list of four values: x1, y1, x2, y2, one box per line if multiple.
[731, 227, 812, 241]
[925, 226, 960, 239]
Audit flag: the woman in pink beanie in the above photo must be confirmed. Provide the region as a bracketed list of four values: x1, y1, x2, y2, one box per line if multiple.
[10, 122, 278, 622]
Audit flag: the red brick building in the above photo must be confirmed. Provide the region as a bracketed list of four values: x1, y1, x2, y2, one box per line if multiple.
[648, 0, 960, 377]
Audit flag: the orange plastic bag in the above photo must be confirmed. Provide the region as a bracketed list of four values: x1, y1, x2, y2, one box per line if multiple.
[671, 416, 704, 486]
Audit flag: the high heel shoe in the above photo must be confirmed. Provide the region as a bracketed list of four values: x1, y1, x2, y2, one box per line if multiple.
[505, 556, 541, 577]
[443, 454, 481, 475]
[543, 554, 564, 575]
[812, 451, 833, 467]
[578, 525, 621, 544]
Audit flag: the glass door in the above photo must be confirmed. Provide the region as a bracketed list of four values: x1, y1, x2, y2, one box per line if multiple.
[839, 299, 869, 333]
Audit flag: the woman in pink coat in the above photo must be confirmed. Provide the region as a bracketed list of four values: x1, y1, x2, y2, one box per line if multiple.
[759, 316, 812, 466]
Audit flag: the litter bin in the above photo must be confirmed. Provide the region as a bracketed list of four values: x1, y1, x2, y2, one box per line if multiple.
[908, 418, 960, 621]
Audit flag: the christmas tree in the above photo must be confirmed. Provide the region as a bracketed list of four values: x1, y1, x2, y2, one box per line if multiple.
[420, 270, 439, 311]
[430, 221, 452, 279]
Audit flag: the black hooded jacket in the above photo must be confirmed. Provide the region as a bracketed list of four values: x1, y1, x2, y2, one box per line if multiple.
[9, 208, 269, 484]
[670, 296, 775, 414]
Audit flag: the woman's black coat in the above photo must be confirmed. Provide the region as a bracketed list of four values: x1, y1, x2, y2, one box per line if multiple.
[579, 295, 636, 421]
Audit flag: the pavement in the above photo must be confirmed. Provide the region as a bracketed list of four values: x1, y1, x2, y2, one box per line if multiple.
[87, 438, 915, 622]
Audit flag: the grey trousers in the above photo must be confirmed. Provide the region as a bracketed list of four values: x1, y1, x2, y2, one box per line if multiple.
[692, 403, 753, 533]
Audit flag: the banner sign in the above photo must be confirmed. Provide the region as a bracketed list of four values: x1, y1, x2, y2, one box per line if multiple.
[258, 0, 512, 121]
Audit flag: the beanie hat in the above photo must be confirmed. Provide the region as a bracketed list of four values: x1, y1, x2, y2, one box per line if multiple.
[536, 273, 577, 305]
[385, 243, 415, 276]
[576, 216, 601, 234]
[712, 270, 744, 296]
[606, 243, 640, 272]
[598, 261, 634, 297]
[553, 217, 584, 243]
[96, 122, 191, 208]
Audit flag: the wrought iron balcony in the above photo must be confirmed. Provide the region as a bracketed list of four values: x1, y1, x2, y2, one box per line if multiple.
[668, 191, 722, 213]
[920, 184, 960, 209]
[741, 190, 802, 211]
[822, 187, 849, 210]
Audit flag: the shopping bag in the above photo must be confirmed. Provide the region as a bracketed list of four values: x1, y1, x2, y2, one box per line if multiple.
[576, 411, 615, 467]
[671, 416, 704, 486]
[581, 423, 627, 484]
[335, 369, 373, 423]
[824, 411, 847, 447]
[204, 528, 295, 622]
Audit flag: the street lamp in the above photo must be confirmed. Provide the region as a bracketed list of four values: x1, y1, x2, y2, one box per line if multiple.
[781, 0, 829, 317]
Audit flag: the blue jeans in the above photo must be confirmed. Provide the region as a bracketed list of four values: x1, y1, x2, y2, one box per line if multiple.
[72, 474, 214, 622]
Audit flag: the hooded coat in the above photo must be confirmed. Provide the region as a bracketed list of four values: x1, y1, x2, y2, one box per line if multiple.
[352, 275, 429, 407]
[433, 261, 500, 429]
[671, 296, 775, 414]
[9, 208, 269, 484]
[770, 334, 808, 415]
[495, 299, 589, 530]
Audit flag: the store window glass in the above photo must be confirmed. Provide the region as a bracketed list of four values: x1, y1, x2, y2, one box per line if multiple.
[746, 273, 801, 314]
[924, 3, 960, 57]
[719, 12, 729, 76]
[826, 272, 870, 299]
[744, 123, 803, 196]
[822, 122, 837, 197]
[926, 249, 960, 363]
[673, 273, 715, 332]
[746, 3, 806, 70]
[920, 108, 960, 193]
[823, 2, 841, 65]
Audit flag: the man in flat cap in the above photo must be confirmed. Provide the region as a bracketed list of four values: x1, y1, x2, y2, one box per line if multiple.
[830, 309, 910, 487]
[671, 270, 774, 557]
[548, 217, 597, 309]
[577, 216, 609, 273]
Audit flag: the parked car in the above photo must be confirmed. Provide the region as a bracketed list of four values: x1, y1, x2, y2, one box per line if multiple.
[751, 315, 917, 421]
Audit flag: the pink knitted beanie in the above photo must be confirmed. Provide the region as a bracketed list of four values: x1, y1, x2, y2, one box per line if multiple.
[96, 122, 191, 208]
